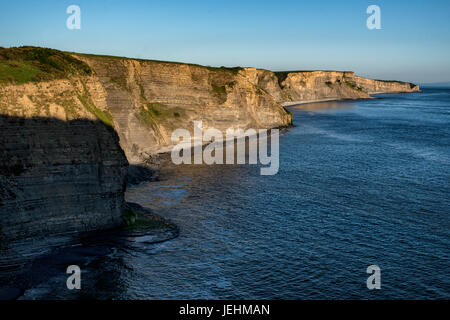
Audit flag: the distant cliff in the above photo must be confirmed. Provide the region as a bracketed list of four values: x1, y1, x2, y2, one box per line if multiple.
[244, 69, 419, 106]
[0, 47, 420, 264]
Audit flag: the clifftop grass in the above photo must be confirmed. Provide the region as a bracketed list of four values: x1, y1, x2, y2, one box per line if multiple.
[0, 46, 92, 85]
[375, 79, 417, 89]
[75, 51, 242, 74]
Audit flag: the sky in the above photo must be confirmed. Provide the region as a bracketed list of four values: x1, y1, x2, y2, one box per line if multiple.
[1, 0, 449, 83]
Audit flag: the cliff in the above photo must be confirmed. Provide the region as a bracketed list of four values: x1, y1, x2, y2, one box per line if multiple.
[71, 54, 293, 163]
[244, 69, 419, 106]
[0, 47, 419, 165]
[0, 47, 419, 266]
[0, 48, 128, 267]
[30, 53, 418, 163]
[0, 116, 128, 267]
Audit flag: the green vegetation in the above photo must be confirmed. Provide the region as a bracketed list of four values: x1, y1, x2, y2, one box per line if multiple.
[109, 75, 128, 90]
[77, 94, 113, 127]
[344, 80, 363, 92]
[137, 103, 163, 128]
[122, 206, 173, 231]
[76, 51, 242, 74]
[325, 81, 333, 88]
[211, 83, 226, 96]
[138, 102, 164, 127]
[375, 79, 405, 83]
[283, 107, 294, 125]
[137, 105, 155, 129]
[275, 71, 311, 87]
[57, 96, 80, 120]
[274, 71, 292, 87]
[146, 102, 163, 117]
[137, 78, 184, 124]
[122, 207, 138, 227]
[227, 81, 237, 88]
[210, 82, 229, 104]
[275, 70, 353, 88]
[0, 60, 41, 84]
[344, 80, 355, 88]
[374, 79, 417, 89]
[0, 46, 92, 85]
[206, 66, 242, 75]
[137, 101, 184, 129]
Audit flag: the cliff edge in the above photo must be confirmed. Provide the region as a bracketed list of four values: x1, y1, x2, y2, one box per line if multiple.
[0, 47, 420, 265]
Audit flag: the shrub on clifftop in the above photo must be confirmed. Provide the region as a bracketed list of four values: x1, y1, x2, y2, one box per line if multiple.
[0, 46, 92, 85]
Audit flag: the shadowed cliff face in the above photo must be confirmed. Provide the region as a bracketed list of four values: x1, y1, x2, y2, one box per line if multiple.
[0, 115, 128, 267]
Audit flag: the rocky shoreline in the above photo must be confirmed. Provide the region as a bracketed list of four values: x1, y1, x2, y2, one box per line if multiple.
[0, 201, 179, 300]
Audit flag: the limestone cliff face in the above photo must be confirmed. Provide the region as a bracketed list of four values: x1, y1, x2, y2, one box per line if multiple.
[352, 75, 420, 94]
[73, 55, 292, 163]
[1, 54, 418, 166]
[244, 69, 420, 106]
[0, 54, 293, 264]
[32, 55, 417, 164]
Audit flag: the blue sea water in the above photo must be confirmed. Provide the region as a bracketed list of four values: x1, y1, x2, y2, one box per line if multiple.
[17, 88, 450, 299]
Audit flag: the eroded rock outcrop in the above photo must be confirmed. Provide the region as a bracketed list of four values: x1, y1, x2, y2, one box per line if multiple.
[0, 116, 128, 267]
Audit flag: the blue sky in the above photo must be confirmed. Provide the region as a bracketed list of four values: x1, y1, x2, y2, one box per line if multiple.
[1, 0, 449, 83]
